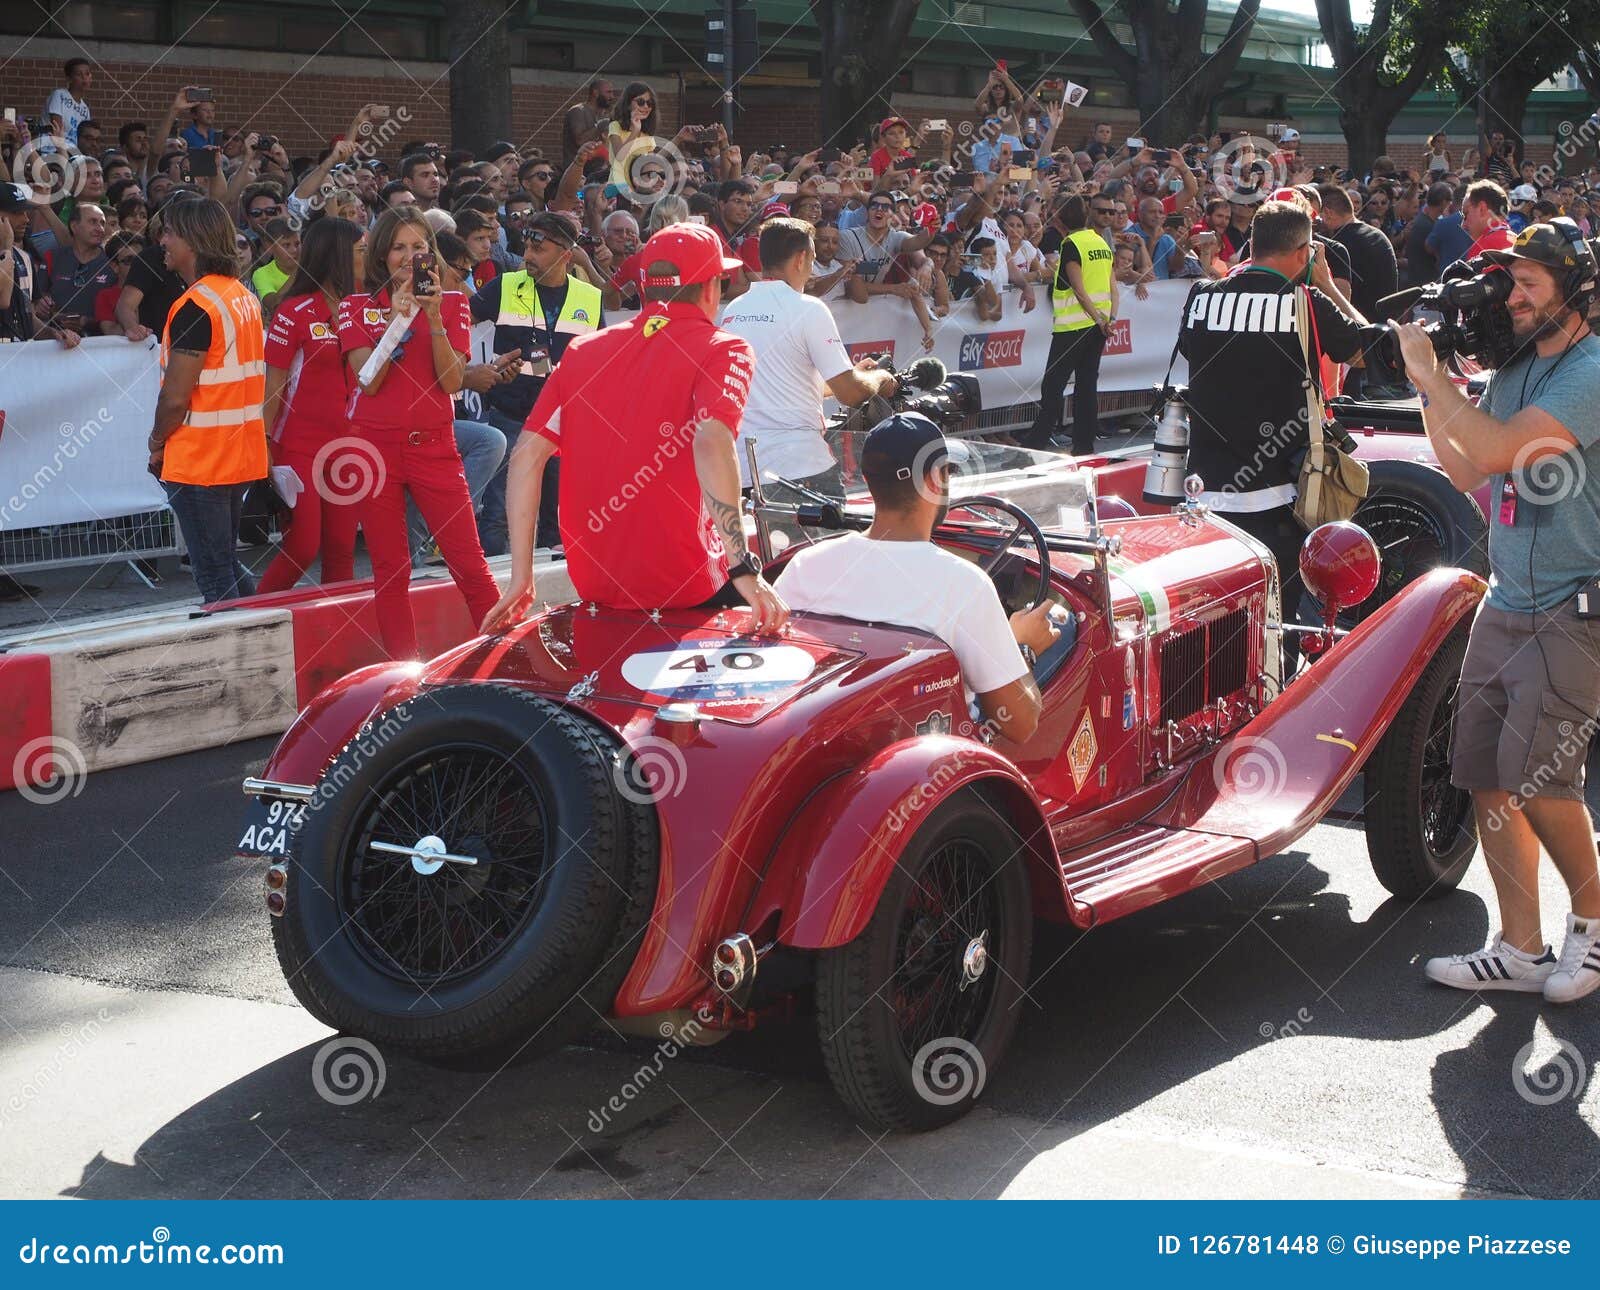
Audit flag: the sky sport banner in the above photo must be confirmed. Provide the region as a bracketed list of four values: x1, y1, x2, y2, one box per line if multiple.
[826, 278, 1193, 419]
[0, 335, 167, 531]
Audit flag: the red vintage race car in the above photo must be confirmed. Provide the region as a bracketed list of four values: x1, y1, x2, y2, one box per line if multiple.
[237, 435, 1484, 1131]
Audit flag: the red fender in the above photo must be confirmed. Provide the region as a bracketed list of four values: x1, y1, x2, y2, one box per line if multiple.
[260, 661, 425, 788]
[774, 735, 1057, 949]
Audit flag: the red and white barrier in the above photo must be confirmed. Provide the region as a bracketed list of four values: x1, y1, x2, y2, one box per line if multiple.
[0, 557, 574, 793]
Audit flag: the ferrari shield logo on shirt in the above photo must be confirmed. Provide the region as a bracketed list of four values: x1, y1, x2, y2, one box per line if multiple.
[362, 307, 383, 327]
[957, 329, 1025, 371]
[644, 316, 671, 337]
[1067, 707, 1098, 792]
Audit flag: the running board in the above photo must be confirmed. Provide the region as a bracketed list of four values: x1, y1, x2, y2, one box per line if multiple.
[1061, 824, 1258, 926]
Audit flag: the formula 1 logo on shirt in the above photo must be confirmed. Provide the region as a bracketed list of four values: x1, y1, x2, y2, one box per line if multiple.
[957, 329, 1026, 371]
[1102, 318, 1131, 356]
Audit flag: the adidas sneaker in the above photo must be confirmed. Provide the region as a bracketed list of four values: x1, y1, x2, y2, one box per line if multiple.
[1423, 938, 1556, 993]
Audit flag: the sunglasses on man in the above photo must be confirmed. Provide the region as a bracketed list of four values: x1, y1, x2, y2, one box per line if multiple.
[249, 204, 280, 218]
[523, 230, 574, 250]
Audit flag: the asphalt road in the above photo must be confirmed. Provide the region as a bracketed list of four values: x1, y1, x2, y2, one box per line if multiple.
[2, 737, 1597, 1200]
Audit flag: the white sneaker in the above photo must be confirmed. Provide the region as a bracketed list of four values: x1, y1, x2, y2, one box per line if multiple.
[1544, 914, 1600, 1004]
[1424, 938, 1556, 992]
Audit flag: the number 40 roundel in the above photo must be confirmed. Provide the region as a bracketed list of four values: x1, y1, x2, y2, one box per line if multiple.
[619, 642, 817, 698]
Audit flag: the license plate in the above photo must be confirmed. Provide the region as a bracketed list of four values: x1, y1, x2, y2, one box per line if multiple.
[235, 797, 307, 860]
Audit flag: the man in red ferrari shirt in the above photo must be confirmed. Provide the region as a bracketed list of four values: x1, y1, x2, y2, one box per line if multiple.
[481, 222, 789, 632]
[1463, 179, 1516, 259]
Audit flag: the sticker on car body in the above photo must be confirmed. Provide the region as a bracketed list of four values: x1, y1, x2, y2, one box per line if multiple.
[620, 642, 818, 699]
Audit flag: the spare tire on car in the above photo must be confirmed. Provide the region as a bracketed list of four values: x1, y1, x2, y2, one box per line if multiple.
[271, 684, 658, 1066]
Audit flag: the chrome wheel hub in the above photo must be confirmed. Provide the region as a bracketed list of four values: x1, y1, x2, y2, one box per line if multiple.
[369, 833, 480, 876]
[960, 930, 989, 991]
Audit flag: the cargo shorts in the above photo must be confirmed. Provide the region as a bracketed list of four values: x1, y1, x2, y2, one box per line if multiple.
[1451, 601, 1600, 802]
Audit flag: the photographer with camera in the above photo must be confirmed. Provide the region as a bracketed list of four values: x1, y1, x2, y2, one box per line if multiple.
[1395, 220, 1600, 1004]
[717, 218, 897, 500]
[468, 211, 603, 555]
[1176, 200, 1374, 666]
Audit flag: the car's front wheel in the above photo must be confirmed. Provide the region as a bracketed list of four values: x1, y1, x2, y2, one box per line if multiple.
[1363, 632, 1477, 898]
[816, 793, 1033, 1131]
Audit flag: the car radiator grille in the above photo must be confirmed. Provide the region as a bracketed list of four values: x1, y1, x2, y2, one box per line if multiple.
[1158, 607, 1250, 725]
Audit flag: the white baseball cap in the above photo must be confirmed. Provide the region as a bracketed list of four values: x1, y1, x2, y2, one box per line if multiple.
[1510, 183, 1538, 203]
[1279, 127, 1300, 143]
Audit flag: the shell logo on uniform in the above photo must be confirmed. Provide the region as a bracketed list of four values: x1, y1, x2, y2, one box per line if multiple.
[644, 316, 670, 337]
[362, 308, 383, 326]
[308, 322, 333, 340]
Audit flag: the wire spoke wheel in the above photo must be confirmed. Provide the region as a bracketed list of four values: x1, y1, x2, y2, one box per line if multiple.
[342, 744, 554, 986]
[1418, 673, 1473, 860]
[1344, 494, 1448, 624]
[891, 840, 999, 1060]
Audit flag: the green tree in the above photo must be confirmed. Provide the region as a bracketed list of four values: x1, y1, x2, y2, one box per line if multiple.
[1312, 0, 1452, 175]
[810, 0, 925, 148]
[1446, 1, 1600, 166]
[1066, 0, 1263, 142]
[446, 0, 513, 153]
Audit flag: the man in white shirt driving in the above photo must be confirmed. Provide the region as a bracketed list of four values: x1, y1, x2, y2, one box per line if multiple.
[718, 217, 899, 499]
[777, 414, 1060, 743]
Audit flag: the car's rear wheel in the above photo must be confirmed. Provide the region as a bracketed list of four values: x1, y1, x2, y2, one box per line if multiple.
[272, 684, 657, 1066]
[816, 794, 1032, 1131]
[1363, 632, 1477, 898]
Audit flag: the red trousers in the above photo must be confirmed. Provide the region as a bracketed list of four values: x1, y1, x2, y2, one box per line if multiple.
[355, 423, 500, 660]
[257, 430, 360, 594]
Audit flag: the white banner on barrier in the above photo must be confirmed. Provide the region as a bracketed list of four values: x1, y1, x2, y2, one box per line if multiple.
[0, 336, 167, 530]
[0, 281, 1195, 532]
[822, 279, 1193, 414]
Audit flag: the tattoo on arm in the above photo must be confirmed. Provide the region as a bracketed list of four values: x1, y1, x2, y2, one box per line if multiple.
[707, 493, 746, 559]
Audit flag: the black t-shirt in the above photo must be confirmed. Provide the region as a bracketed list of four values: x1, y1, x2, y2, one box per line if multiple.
[1332, 218, 1398, 320]
[1177, 270, 1366, 501]
[166, 299, 212, 351]
[1039, 226, 1064, 258]
[0, 246, 38, 341]
[943, 268, 982, 300]
[1403, 211, 1438, 287]
[126, 243, 186, 332]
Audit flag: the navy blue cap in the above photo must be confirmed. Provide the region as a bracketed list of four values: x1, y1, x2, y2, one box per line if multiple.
[861, 413, 950, 488]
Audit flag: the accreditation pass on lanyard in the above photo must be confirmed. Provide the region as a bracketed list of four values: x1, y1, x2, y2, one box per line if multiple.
[1498, 473, 1518, 526]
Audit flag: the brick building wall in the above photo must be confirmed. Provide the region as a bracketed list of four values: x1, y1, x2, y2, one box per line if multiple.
[7, 38, 1563, 178]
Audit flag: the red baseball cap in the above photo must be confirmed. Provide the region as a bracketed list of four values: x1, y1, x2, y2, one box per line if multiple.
[640, 222, 745, 286]
[760, 198, 792, 220]
[880, 116, 911, 135]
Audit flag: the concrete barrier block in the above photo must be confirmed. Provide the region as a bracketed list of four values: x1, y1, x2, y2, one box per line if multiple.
[40, 607, 298, 774]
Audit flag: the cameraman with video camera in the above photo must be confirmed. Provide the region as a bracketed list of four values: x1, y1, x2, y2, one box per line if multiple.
[1394, 221, 1600, 1003]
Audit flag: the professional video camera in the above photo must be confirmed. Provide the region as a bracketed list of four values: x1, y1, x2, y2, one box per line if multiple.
[1368, 257, 1518, 376]
[825, 355, 981, 437]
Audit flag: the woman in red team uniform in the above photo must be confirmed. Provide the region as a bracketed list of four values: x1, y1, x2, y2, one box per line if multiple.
[338, 207, 500, 659]
[257, 217, 366, 592]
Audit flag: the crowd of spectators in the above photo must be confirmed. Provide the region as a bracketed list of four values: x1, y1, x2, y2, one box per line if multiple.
[3, 56, 1600, 606]
[5, 59, 1599, 356]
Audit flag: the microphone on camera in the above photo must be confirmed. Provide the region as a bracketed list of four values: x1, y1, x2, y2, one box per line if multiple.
[1377, 285, 1425, 316]
[901, 355, 948, 390]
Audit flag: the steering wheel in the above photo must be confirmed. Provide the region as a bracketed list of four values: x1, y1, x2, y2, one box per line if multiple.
[941, 494, 1053, 609]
